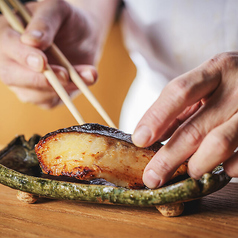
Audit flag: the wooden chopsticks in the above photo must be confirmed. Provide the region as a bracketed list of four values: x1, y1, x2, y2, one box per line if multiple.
[1, 0, 116, 128]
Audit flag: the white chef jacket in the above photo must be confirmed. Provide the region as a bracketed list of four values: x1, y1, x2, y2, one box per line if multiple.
[119, 0, 238, 133]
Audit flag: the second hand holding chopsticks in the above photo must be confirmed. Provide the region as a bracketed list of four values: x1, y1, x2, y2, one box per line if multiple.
[1, 0, 116, 128]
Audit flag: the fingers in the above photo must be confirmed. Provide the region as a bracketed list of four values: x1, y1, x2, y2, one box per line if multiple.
[0, 26, 97, 89]
[223, 152, 238, 177]
[9, 86, 60, 108]
[158, 101, 202, 142]
[0, 58, 68, 88]
[21, 0, 71, 50]
[188, 113, 238, 179]
[132, 59, 221, 148]
[0, 59, 97, 107]
[1, 28, 47, 72]
[142, 118, 203, 188]
[75, 65, 98, 86]
[143, 89, 238, 188]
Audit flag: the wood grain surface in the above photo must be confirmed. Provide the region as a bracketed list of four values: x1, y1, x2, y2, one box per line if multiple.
[0, 182, 237, 238]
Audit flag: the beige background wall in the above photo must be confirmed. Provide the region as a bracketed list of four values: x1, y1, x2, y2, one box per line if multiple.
[0, 22, 136, 145]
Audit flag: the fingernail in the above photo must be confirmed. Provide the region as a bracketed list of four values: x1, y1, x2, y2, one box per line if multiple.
[21, 30, 43, 45]
[143, 169, 161, 188]
[132, 125, 151, 147]
[28, 30, 43, 39]
[81, 70, 94, 84]
[26, 54, 42, 71]
[58, 71, 68, 85]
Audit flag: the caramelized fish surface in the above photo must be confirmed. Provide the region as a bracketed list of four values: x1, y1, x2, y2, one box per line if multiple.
[35, 124, 187, 189]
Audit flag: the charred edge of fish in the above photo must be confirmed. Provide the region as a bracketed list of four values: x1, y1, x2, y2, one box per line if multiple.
[36, 123, 163, 152]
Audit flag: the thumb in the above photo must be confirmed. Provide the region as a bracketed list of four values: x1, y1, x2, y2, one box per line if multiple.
[20, 0, 71, 50]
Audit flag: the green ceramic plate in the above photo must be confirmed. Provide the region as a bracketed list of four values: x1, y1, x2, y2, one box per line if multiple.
[0, 135, 231, 206]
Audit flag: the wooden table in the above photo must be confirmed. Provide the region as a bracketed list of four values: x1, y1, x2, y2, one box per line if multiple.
[0, 182, 237, 238]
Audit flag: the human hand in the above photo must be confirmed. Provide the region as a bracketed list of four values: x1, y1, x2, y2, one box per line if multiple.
[132, 52, 238, 188]
[0, 0, 99, 108]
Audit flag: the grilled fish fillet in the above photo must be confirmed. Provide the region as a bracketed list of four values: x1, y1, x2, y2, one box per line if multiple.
[35, 124, 187, 189]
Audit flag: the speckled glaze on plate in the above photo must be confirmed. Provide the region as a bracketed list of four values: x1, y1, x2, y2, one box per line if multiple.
[0, 135, 231, 206]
